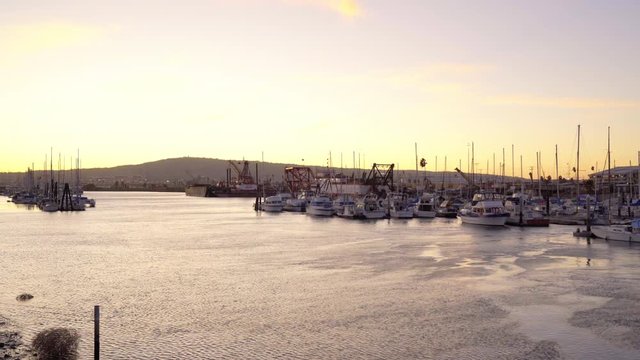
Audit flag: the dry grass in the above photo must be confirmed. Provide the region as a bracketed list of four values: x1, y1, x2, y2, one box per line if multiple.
[32, 328, 79, 360]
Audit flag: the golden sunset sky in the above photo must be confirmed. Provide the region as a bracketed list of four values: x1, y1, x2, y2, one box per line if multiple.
[1, 0, 639, 177]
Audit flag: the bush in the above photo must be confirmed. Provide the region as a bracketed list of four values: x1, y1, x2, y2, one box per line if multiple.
[32, 328, 79, 360]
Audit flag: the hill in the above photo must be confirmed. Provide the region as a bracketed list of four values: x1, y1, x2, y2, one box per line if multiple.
[0, 157, 371, 187]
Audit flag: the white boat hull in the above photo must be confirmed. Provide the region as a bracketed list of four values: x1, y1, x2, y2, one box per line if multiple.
[591, 226, 640, 243]
[390, 209, 413, 219]
[414, 210, 436, 218]
[284, 199, 306, 212]
[362, 210, 386, 219]
[336, 205, 361, 218]
[306, 207, 334, 216]
[41, 203, 58, 212]
[506, 214, 549, 227]
[458, 214, 508, 226]
[262, 204, 283, 212]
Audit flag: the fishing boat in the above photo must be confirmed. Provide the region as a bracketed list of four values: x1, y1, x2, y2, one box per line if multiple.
[306, 195, 334, 216]
[284, 190, 314, 212]
[504, 194, 549, 227]
[591, 219, 640, 243]
[336, 202, 362, 218]
[413, 194, 436, 218]
[39, 198, 59, 212]
[261, 195, 284, 212]
[388, 193, 413, 219]
[356, 194, 387, 219]
[436, 198, 464, 218]
[72, 194, 96, 208]
[458, 193, 508, 226]
[11, 192, 38, 205]
[333, 195, 356, 215]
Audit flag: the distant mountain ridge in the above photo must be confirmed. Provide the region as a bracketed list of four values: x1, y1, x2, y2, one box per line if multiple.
[82, 157, 309, 183]
[0, 157, 490, 189]
[0, 157, 370, 185]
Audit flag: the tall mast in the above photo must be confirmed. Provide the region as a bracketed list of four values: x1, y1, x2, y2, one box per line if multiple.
[76, 148, 81, 194]
[471, 142, 475, 188]
[50, 147, 54, 198]
[441, 156, 447, 190]
[577, 124, 581, 200]
[511, 144, 514, 179]
[414, 142, 418, 180]
[608, 127, 611, 222]
[493, 152, 495, 176]
[502, 147, 505, 194]
[555, 144, 560, 201]
[536, 151, 541, 197]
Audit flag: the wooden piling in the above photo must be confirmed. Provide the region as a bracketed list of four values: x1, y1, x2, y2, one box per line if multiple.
[94, 305, 100, 360]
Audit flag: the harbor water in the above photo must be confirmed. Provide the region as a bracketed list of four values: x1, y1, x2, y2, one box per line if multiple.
[1, 192, 640, 359]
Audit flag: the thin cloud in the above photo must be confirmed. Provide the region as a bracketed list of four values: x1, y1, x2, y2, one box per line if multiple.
[486, 94, 640, 109]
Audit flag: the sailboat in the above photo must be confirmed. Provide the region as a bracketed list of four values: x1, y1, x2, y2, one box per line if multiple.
[592, 219, 640, 242]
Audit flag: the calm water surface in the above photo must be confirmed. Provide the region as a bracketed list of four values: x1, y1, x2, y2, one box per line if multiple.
[1, 192, 640, 359]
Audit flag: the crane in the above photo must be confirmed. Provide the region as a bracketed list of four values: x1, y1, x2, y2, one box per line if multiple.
[228, 160, 255, 184]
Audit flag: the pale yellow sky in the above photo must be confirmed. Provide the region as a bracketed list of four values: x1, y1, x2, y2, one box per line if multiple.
[1, 0, 639, 175]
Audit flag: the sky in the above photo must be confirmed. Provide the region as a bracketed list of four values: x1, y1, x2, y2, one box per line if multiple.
[1, 0, 639, 178]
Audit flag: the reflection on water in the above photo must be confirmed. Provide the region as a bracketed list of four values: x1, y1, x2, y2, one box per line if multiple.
[1, 192, 640, 359]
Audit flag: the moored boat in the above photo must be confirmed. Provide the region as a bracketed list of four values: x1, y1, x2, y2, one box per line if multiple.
[504, 194, 549, 227]
[261, 195, 285, 212]
[336, 203, 362, 218]
[436, 198, 464, 218]
[591, 219, 640, 243]
[306, 195, 334, 216]
[39, 198, 59, 212]
[414, 193, 436, 218]
[333, 195, 356, 215]
[388, 193, 413, 219]
[356, 194, 387, 219]
[458, 193, 508, 226]
[284, 190, 314, 212]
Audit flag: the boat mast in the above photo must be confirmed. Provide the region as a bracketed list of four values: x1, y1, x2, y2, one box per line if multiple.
[502, 147, 505, 195]
[76, 148, 81, 194]
[511, 144, 514, 180]
[471, 142, 475, 190]
[577, 125, 581, 201]
[608, 126, 611, 222]
[50, 147, 54, 197]
[536, 151, 541, 197]
[441, 156, 447, 190]
[555, 144, 560, 201]
[520, 155, 524, 193]
[414, 142, 418, 183]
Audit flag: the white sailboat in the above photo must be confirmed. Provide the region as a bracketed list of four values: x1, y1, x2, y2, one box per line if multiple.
[591, 219, 640, 242]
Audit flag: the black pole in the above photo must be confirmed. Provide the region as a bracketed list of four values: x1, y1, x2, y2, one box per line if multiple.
[586, 197, 591, 233]
[519, 198, 523, 226]
[94, 305, 100, 360]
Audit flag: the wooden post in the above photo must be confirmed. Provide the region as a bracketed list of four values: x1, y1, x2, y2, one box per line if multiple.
[94, 305, 100, 360]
